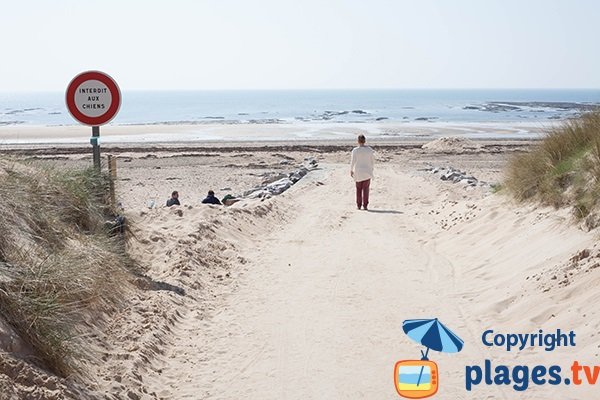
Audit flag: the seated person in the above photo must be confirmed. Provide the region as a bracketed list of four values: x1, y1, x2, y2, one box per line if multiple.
[166, 191, 180, 206]
[221, 194, 240, 206]
[201, 190, 222, 205]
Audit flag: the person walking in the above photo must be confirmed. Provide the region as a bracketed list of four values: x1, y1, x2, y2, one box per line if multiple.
[350, 134, 374, 210]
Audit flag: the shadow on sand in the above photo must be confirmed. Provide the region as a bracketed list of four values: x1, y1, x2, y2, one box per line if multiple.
[366, 209, 403, 214]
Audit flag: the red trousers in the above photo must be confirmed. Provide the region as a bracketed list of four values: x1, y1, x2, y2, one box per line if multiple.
[355, 179, 371, 208]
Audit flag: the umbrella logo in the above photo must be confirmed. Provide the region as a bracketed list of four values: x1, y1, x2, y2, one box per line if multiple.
[394, 318, 464, 399]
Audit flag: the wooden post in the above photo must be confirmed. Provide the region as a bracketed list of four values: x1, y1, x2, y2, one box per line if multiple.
[107, 155, 117, 209]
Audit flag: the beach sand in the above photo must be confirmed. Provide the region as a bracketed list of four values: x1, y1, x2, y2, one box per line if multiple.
[0, 120, 551, 146]
[2, 138, 600, 399]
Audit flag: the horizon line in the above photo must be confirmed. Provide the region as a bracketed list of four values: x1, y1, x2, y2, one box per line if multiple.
[1, 87, 600, 94]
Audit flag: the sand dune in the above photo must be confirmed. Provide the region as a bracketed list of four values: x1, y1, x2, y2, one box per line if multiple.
[3, 143, 597, 399]
[87, 156, 600, 399]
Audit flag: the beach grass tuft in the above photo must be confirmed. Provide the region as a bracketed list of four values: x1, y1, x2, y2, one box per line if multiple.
[0, 160, 134, 377]
[505, 111, 600, 224]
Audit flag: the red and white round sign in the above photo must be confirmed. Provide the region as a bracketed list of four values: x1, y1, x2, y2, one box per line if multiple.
[66, 71, 121, 126]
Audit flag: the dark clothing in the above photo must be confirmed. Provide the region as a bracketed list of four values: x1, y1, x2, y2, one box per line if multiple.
[202, 195, 222, 205]
[166, 198, 180, 206]
[355, 179, 371, 209]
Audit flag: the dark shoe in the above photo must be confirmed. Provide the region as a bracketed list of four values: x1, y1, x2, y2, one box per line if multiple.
[363, 206, 368, 211]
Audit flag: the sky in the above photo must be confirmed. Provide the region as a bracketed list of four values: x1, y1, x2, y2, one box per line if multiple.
[0, 0, 599, 91]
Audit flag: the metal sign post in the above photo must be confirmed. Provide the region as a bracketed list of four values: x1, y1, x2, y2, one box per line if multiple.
[92, 125, 101, 170]
[65, 71, 121, 170]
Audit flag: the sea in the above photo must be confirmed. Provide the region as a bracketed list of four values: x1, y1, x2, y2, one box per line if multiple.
[1, 89, 599, 142]
[2, 89, 600, 126]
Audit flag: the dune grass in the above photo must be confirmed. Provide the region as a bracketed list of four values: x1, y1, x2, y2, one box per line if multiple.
[0, 160, 134, 377]
[505, 111, 600, 223]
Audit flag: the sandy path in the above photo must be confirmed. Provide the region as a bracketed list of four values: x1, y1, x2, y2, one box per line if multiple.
[144, 165, 476, 399]
[144, 163, 597, 399]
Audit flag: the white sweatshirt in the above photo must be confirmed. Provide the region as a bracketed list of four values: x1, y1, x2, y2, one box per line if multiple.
[350, 145, 375, 182]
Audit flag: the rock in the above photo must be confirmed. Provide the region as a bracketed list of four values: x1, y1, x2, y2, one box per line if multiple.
[289, 173, 302, 183]
[289, 167, 310, 183]
[431, 166, 483, 187]
[477, 103, 523, 112]
[261, 172, 288, 185]
[297, 167, 309, 176]
[303, 158, 318, 169]
[265, 178, 293, 195]
[243, 187, 261, 196]
[246, 189, 268, 199]
[242, 162, 316, 200]
[323, 110, 349, 116]
[441, 170, 463, 181]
